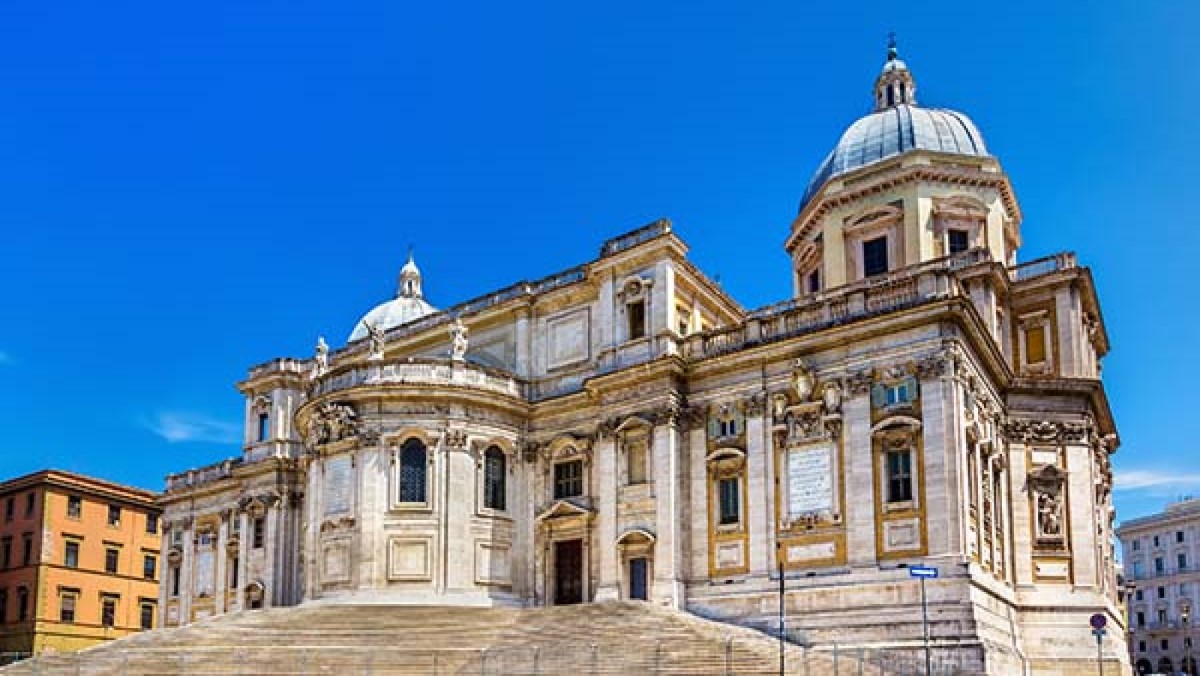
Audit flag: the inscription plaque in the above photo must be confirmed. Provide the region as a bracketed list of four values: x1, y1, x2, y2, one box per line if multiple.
[787, 445, 833, 516]
[324, 456, 353, 516]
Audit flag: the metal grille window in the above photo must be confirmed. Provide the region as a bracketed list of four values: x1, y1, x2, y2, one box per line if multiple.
[886, 449, 913, 503]
[553, 460, 583, 499]
[398, 439, 428, 504]
[483, 447, 506, 511]
[718, 477, 740, 526]
[863, 236, 889, 277]
[252, 517, 265, 549]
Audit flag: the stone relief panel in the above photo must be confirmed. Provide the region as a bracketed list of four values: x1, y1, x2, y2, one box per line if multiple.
[546, 308, 591, 370]
[475, 542, 512, 586]
[388, 537, 433, 582]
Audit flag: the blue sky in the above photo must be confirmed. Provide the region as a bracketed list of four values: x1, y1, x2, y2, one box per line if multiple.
[0, 1, 1195, 525]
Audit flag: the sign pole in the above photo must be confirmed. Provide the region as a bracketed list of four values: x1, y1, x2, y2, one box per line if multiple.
[777, 543, 785, 676]
[1089, 613, 1108, 676]
[908, 565, 938, 676]
[920, 575, 931, 676]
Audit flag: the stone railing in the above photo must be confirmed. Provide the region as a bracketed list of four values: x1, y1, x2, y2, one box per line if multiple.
[599, 218, 672, 258]
[246, 357, 310, 383]
[1008, 252, 1076, 283]
[684, 249, 989, 362]
[311, 358, 524, 399]
[166, 458, 242, 493]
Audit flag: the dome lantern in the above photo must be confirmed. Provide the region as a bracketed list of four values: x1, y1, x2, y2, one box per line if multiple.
[398, 249, 423, 299]
[874, 33, 916, 110]
[347, 250, 438, 344]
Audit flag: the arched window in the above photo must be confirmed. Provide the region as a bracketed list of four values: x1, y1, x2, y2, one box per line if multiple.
[398, 439, 427, 504]
[483, 446, 506, 511]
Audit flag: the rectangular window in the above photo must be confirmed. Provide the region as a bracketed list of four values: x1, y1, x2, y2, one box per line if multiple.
[1161, 638, 1169, 651]
[107, 505, 121, 527]
[806, 269, 821, 294]
[17, 588, 28, 621]
[1156, 558, 1165, 574]
[1153, 535, 1160, 547]
[24, 492, 34, 517]
[22, 535, 32, 566]
[229, 557, 239, 590]
[170, 565, 181, 597]
[1135, 589, 1144, 601]
[886, 449, 914, 503]
[1158, 586, 1166, 599]
[101, 597, 117, 628]
[553, 460, 584, 499]
[886, 383, 912, 406]
[627, 301, 646, 340]
[1159, 609, 1168, 625]
[146, 514, 159, 535]
[257, 413, 270, 442]
[1133, 540, 1141, 551]
[1139, 640, 1146, 653]
[64, 541, 80, 569]
[1137, 611, 1145, 628]
[105, 548, 119, 574]
[1025, 325, 1047, 364]
[862, 236, 889, 277]
[947, 229, 970, 255]
[1179, 553, 1188, 571]
[139, 603, 154, 630]
[143, 555, 156, 580]
[718, 477, 740, 526]
[0, 589, 6, 623]
[1132, 561, 1144, 578]
[4, 498, 12, 522]
[59, 593, 76, 624]
[67, 495, 82, 519]
[1, 538, 10, 569]
[252, 517, 265, 549]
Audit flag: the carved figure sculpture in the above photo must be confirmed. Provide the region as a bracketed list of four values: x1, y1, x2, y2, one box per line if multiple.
[821, 381, 842, 415]
[311, 336, 330, 379]
[307, 402, 359, 446]
[366, 321, 385, 361]
[1037, 491, 1063, 537]
[449, 319, 469, 361]
[792, 358, 815, 402]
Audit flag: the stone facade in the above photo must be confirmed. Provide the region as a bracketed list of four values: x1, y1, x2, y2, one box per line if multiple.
[1118, 498, 1200, 674]
[158, 44, 1127, 674]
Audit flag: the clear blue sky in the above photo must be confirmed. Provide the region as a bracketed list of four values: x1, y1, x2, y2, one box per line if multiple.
[0, 1, 1194, 525]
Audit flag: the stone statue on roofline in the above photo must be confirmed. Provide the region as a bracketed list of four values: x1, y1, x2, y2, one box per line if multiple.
[311, 336, 329, 379]
[366, 321, 386, 361]
[449, 319, 469, 361]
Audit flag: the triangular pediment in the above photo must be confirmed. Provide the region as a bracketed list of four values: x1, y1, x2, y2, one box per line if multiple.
[535, 499, 593, 523]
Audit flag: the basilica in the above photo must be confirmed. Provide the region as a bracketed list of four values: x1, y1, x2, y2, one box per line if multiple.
[158, 42, 1126, 673]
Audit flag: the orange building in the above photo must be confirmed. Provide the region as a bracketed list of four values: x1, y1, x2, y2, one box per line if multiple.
[0, 470, 161, 655]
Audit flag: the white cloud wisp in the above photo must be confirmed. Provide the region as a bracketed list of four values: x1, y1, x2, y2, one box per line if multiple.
[1114, 468, 1200, 492]
[143, 412, 241, 445]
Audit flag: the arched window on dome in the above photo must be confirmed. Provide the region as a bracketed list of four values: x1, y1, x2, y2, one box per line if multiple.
[398, 439, 428, 504]
[483, 446, 506, 511]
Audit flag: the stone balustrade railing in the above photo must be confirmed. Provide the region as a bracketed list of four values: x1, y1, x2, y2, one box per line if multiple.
[1009, 252, 1076, 283]
[684, 249, 990, 362]
[166, 458, 242, 492]
[311, 358, 524, 399]
[600, 218, 672, 258]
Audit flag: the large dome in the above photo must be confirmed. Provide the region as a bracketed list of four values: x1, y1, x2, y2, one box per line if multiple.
[347, 253, 438, 343]
[798, 40, 990, 213]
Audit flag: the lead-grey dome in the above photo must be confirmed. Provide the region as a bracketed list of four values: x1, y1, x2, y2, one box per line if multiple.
[798, 38, 990, 213]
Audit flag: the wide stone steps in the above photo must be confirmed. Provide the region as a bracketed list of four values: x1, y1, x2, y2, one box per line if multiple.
[1, 602, 841, 675]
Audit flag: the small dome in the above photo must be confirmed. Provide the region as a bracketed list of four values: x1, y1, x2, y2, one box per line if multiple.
[347, 252, 439, 343]
[347, 296, 438, 343]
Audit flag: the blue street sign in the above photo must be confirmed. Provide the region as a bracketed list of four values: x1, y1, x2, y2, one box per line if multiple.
[910, 565, 939, 579]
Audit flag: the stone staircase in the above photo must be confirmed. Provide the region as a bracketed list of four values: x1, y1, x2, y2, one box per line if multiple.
[2, 602, 840, 675]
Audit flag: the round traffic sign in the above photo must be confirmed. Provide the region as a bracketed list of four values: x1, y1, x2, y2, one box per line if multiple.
[1089, 613, 1107, 630]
